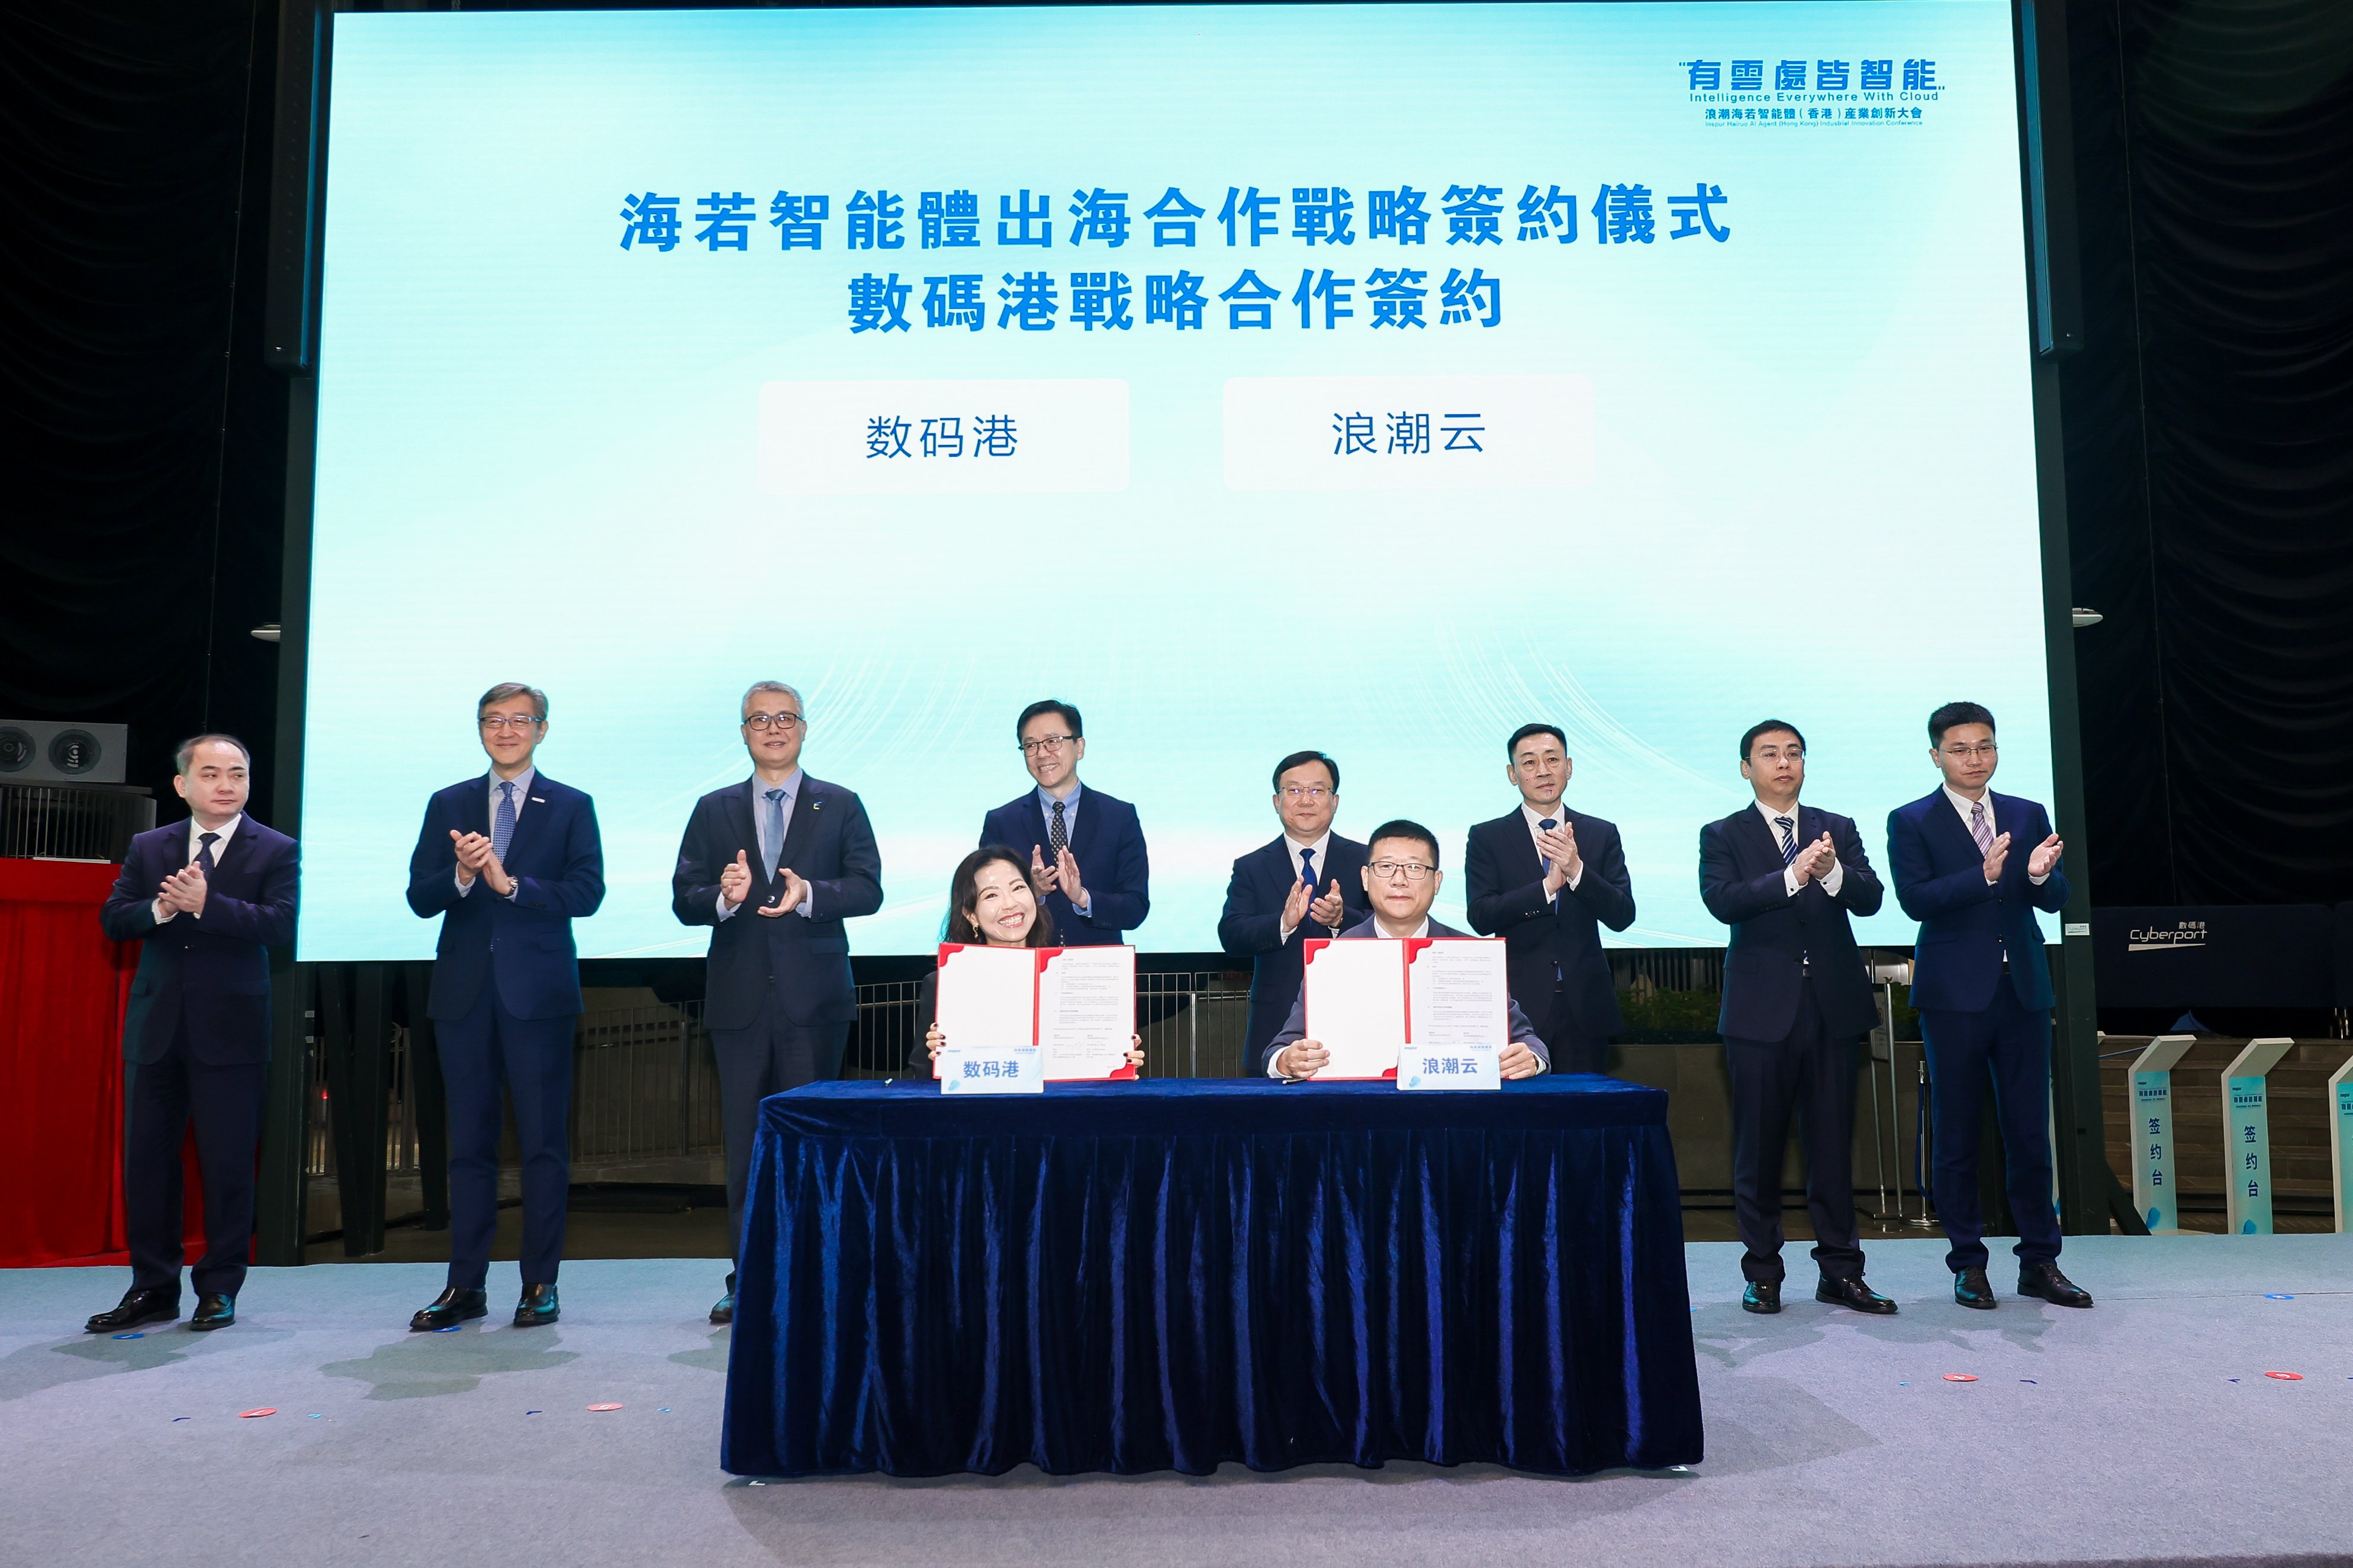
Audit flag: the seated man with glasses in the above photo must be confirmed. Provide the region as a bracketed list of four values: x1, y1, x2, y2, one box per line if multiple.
[977, 698, 1149, 948]
[1262, 819, 1548, 1080]
[1218, 750, 1373, 1076]
[671, 680, 883, 1325]
[404, 682, 604, 1332]
[1888, 700, 2090, 1313]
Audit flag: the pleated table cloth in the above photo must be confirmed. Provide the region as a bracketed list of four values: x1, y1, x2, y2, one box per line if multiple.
[722, 1077, 1702, 1477]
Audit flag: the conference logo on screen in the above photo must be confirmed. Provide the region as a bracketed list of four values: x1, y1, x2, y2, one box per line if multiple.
[1682, 54, 1945, 126]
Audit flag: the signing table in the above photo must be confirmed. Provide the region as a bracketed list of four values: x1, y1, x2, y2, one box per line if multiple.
[722, 1078, 1703, 1477]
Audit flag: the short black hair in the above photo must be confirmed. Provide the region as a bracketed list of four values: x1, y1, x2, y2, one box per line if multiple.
[1505, 722, 1566, 761]
[1016, 700, 1082, 740]
[1740, 719, 1807, 760]
[1272, 750, 1339, 793]
[1927, 701, 1996, 746]
[1365, 818, 1440, 868]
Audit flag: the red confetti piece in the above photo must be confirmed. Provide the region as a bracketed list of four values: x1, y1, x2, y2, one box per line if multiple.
[239, 1408, 277, 1418]
[588, 1402, 623, 1411]
[1942, 1374, 1978, 1383]
[2264, 1371, 2303, 1381]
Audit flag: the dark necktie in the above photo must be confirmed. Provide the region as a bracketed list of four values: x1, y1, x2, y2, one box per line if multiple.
[1538, 817, 1559, 909]
[1299, 846, 1316, 888]
[197, 831, 220, 874]
[1776, 815, 1798, 867]
[493, 780, 517, 861]
[762, 787, 786, 875]
[1050, 797, 1068, 859]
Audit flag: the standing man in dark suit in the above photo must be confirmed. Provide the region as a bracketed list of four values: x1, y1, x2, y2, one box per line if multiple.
[673, 680, 883, 1324]
[978, 699, 1148, 946]
[1218, 749, 1373, 1074]
[1464, 723, 1636, 1074]
[87, 735, 297, 1335]
[403, 682, 604, 1331]
[1887, 700, 2091, 1312]
[1700, 720, 1894, 1316]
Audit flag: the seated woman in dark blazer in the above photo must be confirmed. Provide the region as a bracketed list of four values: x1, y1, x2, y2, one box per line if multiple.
[910, 845, 1145, 1074]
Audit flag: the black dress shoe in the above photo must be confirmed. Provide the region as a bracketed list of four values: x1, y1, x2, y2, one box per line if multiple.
[1953, 1267, 1998, 1309]
[514, 1283, 560, 1327]
[85, 1287, 179, 1334]
[1816, 1275, 1899, 1315]
[408, 1287, 488, 1332]
[2017, 1262, 2094, 1308]
[1741, 1280, 1782, 1314]
[189, 1293, 236, 1331]
[710, 1291, 735, 1325]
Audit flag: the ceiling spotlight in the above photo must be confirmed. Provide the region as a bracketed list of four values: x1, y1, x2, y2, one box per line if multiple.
[2070, 608, 2103, 629]
[251, 624, 282, 643]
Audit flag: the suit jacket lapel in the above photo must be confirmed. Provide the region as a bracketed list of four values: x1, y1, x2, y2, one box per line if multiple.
[775, 776, 822, 874]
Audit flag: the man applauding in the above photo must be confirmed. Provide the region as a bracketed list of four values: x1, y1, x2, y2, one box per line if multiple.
[1218, 750, 1372, 1075]
[1888, 701, 2089, 1312]
[978, 699, 1148, 946]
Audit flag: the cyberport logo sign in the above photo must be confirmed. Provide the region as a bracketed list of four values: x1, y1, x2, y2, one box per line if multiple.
[2127, 920, 2208, 954]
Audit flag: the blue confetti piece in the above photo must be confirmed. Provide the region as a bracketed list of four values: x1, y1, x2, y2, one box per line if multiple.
[308, 1414, 323, 1419]
[172, 1416, 191, 1422]
[112, 1332, 144, 1340]
[658, 1407, 672, 1413]
[2020, 1379, 2037, 1385]
[2229, 1378, 2240, 1383]
[526, 1410, 542, 1416]
[434, 1325, 462, 1333]
[2265, 1293, 2294, 1300]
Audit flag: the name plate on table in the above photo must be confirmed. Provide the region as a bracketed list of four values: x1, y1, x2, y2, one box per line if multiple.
[937, 1047, 1042, 1094]
[1401, 938, 1508, 1091]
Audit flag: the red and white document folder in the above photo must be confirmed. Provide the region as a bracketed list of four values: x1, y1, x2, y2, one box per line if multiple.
[932, 942, 1137, 1083]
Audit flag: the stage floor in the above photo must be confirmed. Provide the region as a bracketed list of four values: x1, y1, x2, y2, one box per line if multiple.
[2, 1236, 2348, 1566]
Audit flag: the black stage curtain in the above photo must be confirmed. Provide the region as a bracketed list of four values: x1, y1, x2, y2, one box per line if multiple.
[2, 0, 2349, 904]
[0, 1, 285, 818]
[2061, 0, 2353, 905]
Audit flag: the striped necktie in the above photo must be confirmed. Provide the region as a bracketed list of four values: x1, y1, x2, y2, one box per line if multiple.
[1775, 815, 1798, 866]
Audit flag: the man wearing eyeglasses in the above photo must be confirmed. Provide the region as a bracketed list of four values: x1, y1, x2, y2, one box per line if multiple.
[1700, 720, 1894, 1317]
[1888, 700, 2090, 1312]
[1218, 750, 1373, 1074]
[404, 682, 605, 1332]
[672, 680, 882, 1324]
[1264, 820, 1547, 1079]
[978, 698, 1148, 947]
[1464, 723, 1637, 1075]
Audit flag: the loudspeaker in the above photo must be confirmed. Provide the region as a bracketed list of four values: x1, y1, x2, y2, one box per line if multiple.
[0, 720, 130, 783]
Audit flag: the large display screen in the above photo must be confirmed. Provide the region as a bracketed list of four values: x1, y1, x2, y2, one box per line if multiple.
[300, 2, 2054, 959]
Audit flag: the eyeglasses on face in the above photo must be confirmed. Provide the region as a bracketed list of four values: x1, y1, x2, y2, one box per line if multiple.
[1940, 742, 1998, 760]
[743, 712, 805, 732]
[478, 714, 543, 732]
[1020, 734, 1076, 755]
[1367, 860, 1435, 881]
[1279, 785, 1331, 800]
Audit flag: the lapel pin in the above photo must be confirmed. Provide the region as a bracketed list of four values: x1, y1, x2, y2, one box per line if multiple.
[530, 797, 546, 804]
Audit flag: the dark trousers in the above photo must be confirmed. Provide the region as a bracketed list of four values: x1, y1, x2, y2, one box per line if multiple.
[125, 1019, 265, 1299]
[1724, 978, 1864, 1283]
[437, 984, 575, 1290]
[1538, 986, 1607, 1076]
[1921, 984, 2062, 1274]
[713, 992, 847, 1268]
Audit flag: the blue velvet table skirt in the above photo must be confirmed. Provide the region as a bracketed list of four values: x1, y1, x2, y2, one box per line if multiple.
[722, 1077, 1702, 1477]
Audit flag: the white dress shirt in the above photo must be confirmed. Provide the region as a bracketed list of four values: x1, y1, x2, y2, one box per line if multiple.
[1274, 829, 1335, 944]
[1753, 798, 1844, 898]
[1943, 784, 2049, 885]
[455, 765, 536, 899]
[1520, 800, 1583, 893]
[151, 813, 243, 924]
[716, 769, 816, 921]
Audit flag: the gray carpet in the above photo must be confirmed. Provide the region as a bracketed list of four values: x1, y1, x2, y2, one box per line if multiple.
[2, 1235, 2349, 1566]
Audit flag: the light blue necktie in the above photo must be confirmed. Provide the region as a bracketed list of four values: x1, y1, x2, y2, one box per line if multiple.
[492, 781, 517, 861]
[1776, 815, 1798, 867]
[761, 787, 786, 875]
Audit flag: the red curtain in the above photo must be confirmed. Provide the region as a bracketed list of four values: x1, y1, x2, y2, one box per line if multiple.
[0, 858, 202, 1267]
